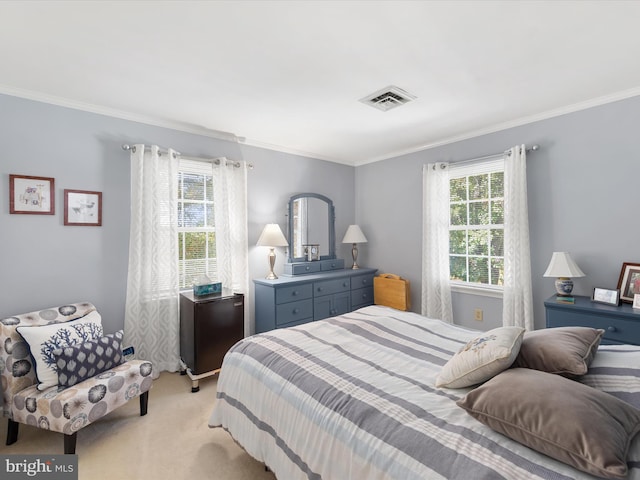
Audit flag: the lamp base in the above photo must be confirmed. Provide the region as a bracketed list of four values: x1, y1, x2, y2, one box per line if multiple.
[265, 248, 278, 280]
[555, 277, 573, 296]
[351, 243, 360, 269]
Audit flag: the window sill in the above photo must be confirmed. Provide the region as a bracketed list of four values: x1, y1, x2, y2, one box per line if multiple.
[450, 282, 503, 299]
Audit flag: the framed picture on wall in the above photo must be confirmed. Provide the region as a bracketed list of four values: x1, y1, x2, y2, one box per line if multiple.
[64, 189, 102, 226]
[617, 262, 640, 303]
[9, 174, 55, 215]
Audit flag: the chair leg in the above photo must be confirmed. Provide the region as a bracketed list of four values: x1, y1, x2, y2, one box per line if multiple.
[140, 391, 149, 416]
[6, 419, 18, 445]
[64, 432, 77, 454]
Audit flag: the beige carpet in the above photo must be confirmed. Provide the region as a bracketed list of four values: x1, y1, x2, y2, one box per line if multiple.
[0, 372, 276, 480]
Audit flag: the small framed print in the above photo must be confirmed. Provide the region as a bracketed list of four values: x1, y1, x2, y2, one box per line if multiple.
[64, 189, 102, 226]
[9, 174, 55, 215]
[634, 294, 640, 310]
[617, 262, 640, 304]
[591, 287, 620, 306]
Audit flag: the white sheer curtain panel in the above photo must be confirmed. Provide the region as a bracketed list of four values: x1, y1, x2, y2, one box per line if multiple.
[212, 158, 250, 336]
[422, 163, 453, 323]
[124, 144, 181, 373]
[502, 145, 534, 330]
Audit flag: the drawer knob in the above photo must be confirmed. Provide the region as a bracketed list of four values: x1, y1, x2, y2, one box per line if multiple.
[292, 290, 298, 296]
[317, 287, 323, 292]
[305, 266, 310, 270]
[362, 293, 368, 298]
[608, 326, 617, 333]
[293, 308, 299, 314]
[343, 282, 348, 287]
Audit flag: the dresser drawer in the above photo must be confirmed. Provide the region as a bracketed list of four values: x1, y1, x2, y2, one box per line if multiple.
[351, 286, 374, 310]
[275, 299, 313, 326]
[284, 262, 321, 275]
[275, 284, 313, 304]
[351, 273, 375, 290]
[320, 258, 345, 271]
[547, 310, 640, 345]
[314, 278, 351, 296]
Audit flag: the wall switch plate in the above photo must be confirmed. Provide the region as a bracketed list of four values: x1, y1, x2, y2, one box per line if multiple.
[474, 309, 483, 321]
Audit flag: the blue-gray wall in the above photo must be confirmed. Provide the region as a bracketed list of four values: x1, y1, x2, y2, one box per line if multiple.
[356, 95, 640, 330]
[3, 92, 639, 333]
[0, 94, 355, 333]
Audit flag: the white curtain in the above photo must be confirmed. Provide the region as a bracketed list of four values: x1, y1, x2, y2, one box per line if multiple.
[422, 163, 453, 323]
[124, 144, 181, 373]
[502, 145, 534, 330]
[212, 158, 250, 336]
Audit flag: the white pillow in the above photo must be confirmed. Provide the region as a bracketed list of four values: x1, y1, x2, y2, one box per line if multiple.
[17, 310, 103, 391]
[435, 326, 525, 389]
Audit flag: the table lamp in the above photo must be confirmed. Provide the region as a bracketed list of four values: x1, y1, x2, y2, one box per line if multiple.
[257, 223, 288, 280]
[543, 252, 585, 296]
[342, 225, 367, 270]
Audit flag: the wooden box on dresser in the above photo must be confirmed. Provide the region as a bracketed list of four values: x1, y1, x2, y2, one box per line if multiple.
[545, 295, 640, 345]
[254, 268, 378, 333]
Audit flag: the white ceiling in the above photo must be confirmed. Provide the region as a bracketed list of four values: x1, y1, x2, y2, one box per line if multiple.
[2, 1, 640, 166]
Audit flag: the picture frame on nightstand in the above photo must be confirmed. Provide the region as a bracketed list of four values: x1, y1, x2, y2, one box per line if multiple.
[617, 262, 640, 303]
[591, 287, 620, 306]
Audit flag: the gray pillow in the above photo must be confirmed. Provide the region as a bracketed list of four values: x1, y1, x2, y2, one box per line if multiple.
[512, 326, 604, 377]
[54, 330, 124, 388]
[457, 368, 640, 479]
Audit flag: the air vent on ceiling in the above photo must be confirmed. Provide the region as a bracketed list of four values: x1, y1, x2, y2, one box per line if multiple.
[359, 85, 417, 112]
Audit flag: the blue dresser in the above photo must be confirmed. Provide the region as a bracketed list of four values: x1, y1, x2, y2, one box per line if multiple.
[544, 295, 640, 345]
[254, 268, 377, 333]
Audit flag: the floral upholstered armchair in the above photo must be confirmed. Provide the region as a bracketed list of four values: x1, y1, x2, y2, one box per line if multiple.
[1, 302, 153, 454]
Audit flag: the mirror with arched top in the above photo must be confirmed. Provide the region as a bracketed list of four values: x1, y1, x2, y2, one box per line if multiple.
[287, 193, 336, 263]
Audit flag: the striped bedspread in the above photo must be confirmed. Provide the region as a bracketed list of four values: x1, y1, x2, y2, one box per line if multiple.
[209, 305, 640, 480]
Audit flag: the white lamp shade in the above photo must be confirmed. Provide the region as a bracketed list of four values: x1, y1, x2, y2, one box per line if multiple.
[256, 224, 288, 247]
[543, 252, 585, 278]
[342, 225, 367, 244]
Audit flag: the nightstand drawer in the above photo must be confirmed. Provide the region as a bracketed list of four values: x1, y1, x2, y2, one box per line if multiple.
[276, 299, 313, 325]
[314, 278, 350, 296]
[548, 311, 640, 345]
[545, 295, 640, 346]
[275, 284, 313, 304]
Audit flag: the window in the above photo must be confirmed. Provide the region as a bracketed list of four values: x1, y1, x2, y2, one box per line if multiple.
[177, 160, 216, 289]
[449, 158, 504, 289]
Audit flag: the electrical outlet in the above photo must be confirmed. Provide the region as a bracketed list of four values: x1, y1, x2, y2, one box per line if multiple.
[474, 309, 483, 321]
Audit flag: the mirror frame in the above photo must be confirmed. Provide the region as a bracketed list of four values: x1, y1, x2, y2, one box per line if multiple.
[287, 193, 336, 263]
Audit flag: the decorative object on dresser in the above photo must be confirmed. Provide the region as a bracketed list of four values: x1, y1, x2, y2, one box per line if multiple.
[545, 295, 640, 345]
[543, 251, 585, 296]
[373, 273, 411, 311]
[179, 290, 244, 392]
[342, 224, 368, 269]
[254, 268, 377, 333]
[616, 262, 640, 303]
[256, 223, 288, 280]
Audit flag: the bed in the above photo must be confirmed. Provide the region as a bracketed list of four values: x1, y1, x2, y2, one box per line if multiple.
[209, 305, 640, 480]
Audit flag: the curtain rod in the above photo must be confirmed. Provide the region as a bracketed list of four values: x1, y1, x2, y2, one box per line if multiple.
[121, 144, 253, 169]
[451, 144, 539, 167]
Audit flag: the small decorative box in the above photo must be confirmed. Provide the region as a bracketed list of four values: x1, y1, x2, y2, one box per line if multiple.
[193, 282, 222, 296]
